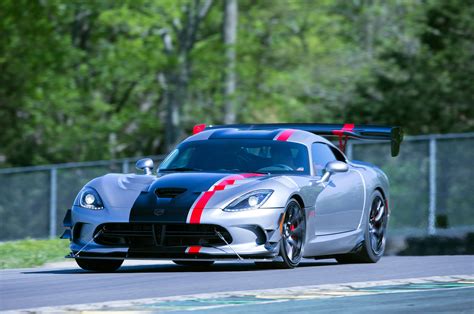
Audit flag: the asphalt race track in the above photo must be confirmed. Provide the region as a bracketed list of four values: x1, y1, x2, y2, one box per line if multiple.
[0, 256, 473, 313]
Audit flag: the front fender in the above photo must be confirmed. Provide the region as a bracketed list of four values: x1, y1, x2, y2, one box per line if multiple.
[73, 174, 155, 210]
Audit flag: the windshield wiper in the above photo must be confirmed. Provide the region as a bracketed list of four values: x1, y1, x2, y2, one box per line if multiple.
[160, 167, 203, 172]
[241, 170, 271, 175]
[218, 168, 270, 175]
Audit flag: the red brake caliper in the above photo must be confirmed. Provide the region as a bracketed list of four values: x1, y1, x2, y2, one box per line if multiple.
[290, 224, 296, 239]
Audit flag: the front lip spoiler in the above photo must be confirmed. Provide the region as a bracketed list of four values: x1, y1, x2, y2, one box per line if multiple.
[66, 251, 278, 261]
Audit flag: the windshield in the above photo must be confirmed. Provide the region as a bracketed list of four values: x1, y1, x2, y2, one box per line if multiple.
[159, 139, 310, 175]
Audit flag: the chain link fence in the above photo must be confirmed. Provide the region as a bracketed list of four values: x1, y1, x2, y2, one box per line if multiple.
[1, 133, 473, 241]
[0, 160, 144, 240]
[348, 133, 474, 236]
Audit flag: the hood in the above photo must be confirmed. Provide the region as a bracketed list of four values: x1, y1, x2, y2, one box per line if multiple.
[130, 172, 266, 224]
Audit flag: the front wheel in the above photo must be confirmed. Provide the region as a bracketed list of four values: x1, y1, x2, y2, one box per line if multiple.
[75, 258, 123, 272]
[278, 199, 306, 268]
[336, 190, 387, 264]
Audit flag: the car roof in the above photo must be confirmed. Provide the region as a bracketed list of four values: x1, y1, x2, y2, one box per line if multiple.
[183, 128, 334, 148]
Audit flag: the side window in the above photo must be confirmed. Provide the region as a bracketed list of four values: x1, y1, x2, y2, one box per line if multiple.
[311, 143, 337, 176]
[330, 146, 347, 162]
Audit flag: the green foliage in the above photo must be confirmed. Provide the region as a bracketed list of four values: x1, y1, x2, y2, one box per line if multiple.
[344, 0, 474, 133]
[0, 238, 69, 269]
[0, 0, 472, 167]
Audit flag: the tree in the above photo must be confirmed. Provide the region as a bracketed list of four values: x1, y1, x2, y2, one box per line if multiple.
[0, 0, 472, 168]
[223, 0, 238, 124]
[155, 0, 214, 150]
[342, 0, 474, 134]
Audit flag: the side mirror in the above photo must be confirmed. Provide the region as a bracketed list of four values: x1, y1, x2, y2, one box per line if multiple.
[326, 161, 349, 174]
[136, 158, 154, 175]
[318, 161, 348, 184]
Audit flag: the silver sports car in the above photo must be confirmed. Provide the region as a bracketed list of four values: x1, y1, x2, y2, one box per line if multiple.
[62, 123, 403, 271]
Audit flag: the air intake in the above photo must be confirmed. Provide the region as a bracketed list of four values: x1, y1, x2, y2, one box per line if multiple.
[155, 188, 187, 198]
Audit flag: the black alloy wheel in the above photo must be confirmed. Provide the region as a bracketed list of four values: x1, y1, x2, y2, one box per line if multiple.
[279, 199, 306, 268]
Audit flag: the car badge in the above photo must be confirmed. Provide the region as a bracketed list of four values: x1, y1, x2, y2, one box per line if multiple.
[154, 208, 166, 216]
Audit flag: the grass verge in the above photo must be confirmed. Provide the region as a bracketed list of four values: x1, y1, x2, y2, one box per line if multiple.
[0, 238, 69, 269]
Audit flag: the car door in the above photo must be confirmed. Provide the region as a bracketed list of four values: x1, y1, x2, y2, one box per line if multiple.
[311, 142, 365, 235]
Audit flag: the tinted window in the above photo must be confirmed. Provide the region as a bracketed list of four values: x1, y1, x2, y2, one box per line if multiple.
[160, 139, 310, 174]
[330, 146, 347, 162]
[312, 143, 337, 176]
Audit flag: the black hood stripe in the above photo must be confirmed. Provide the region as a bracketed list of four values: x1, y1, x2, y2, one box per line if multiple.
[129, 173, 227, 224]
[128, 172, 263, 224]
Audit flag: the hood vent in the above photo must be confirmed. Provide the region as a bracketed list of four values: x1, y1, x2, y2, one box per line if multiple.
[155, 188, 187, 198]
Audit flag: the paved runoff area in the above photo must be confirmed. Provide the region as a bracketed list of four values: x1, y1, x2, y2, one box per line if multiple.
[0, 256, 473, 313]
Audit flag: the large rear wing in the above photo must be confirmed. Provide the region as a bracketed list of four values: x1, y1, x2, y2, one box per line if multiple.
[193, 123, 403, 157]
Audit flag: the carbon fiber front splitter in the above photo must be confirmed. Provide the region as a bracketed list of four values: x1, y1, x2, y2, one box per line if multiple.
[66, 251, 279, 261]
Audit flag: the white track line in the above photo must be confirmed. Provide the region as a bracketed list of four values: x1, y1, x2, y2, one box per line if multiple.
[8, 275, 474, 313]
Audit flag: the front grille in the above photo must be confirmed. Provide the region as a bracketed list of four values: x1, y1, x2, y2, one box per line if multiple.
[95, 223, 232, 248]
[155, 188, 187, 198]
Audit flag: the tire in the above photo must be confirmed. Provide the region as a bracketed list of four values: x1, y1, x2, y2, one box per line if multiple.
[336, 190, 387, 264]
[75, 258, 123, 272]
[277, 199, 306, 269]
[172, 260, 215, 267]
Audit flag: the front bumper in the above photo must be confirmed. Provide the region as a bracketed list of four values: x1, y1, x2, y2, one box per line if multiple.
[64, 206, 286, 260]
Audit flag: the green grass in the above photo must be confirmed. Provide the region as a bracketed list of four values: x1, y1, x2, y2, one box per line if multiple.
[0, 238, 70, 269]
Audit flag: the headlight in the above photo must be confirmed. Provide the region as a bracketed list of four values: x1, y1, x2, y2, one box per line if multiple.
[79, 188, 104, 210]
[223, 190, 273, 212]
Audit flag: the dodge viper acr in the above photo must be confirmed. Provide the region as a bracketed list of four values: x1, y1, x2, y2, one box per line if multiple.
[61, 123, 403, 271]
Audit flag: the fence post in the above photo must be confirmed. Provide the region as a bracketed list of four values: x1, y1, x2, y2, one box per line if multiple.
[346, 142, 354, 160]
[49, 167, 57, 238]
[122, 159, 129, 173]
[428, 136, 437, 235]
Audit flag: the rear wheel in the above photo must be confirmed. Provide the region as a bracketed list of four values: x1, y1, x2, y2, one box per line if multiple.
[278, 199, 306, 268]
[336, 190, 387, 264]
[173, 260, 215, 267]
[75, 258, 123, 272]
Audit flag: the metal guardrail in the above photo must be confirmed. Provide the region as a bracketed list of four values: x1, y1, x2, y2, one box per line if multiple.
[0, 133, 473, 241]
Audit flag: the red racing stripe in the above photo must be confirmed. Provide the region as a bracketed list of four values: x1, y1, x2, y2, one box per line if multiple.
[276, 129, 295, 141]
[213, 179, 236, 190]
[187, 173, 263, 224]
[332, 123, 355, 136]
[186, 246, 201, 254]
[238, 173, 264, 178]
[189, 191, 215, 224]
